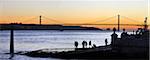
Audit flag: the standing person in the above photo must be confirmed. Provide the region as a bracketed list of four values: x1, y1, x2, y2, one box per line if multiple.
[89, 41, 91, 48]
[82, 41, 85, 48]
[74, 41, 78, 48]
[85, 41, 88, 48]
[105, 39, 108, 46]
[82, 41, 88, 48]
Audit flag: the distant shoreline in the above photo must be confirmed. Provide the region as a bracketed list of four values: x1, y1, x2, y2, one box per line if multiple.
[0, 24, 103, 30]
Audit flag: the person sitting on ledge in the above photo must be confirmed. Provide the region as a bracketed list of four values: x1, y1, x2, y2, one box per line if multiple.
[92, 44, 97, 48]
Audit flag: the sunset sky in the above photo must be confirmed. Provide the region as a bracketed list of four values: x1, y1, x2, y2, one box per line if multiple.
[0, 0, 149, 25]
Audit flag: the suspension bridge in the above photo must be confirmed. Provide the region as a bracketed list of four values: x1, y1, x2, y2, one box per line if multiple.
[2, 14, 149, 31]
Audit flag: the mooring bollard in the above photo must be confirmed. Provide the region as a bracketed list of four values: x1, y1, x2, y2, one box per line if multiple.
[9, 30, 14, 59]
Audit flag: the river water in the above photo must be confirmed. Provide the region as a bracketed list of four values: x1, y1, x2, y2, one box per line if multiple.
[0, 30, 122, 60]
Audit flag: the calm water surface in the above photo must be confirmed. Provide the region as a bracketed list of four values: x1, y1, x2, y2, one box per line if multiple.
[0, 30, 121, 60]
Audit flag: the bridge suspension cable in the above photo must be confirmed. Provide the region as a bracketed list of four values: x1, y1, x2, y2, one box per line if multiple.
[83, 15, 117, 24]
[121, 16, 142, 24]
[21, 17, 38, 24]
[42, 16, 70, 24]
[41, 15, 117, 25]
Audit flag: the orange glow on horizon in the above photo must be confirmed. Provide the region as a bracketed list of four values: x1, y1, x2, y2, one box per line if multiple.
[0, 0, 149, 30]
[0, 16, 148, 24]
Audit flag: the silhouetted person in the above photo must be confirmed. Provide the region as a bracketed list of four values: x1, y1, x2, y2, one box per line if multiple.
[92, 44, 96, 48]
[121, 28, 128, 38]
[133, 30, 135, 34]
[136, 30, 138, 35]
[105, 39, 108, 46]
[123, 28, 125, 32]
[82, 41, 85, 48]
[123, 28, 127, 34]
[82, 41, 87, 48]
[74, 41, 78, 48]
[89, 41, 91, 48]
[113, 27, 116, 33]
[85, 41, 87, 48]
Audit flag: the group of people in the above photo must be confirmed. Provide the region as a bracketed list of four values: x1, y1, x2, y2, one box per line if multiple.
[74, 39, 108, 49]
[74, 41, 96, 48]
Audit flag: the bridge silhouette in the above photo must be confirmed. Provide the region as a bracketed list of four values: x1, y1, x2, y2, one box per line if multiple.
[13, 14, 148, 31]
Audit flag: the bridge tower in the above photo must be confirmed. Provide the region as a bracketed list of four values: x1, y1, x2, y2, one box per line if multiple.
[144, 17, 148, 30]
[118, 14, 120, 31]
[39, 15, 42, 25]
